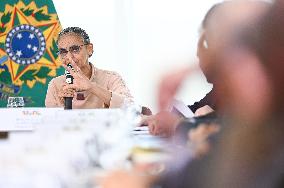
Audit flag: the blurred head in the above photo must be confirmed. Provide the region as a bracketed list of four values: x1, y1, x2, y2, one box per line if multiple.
[57, 27, 94, 69]
[247, 0, 284, 115]
[197, 0, 271, 84]
[211, 1, 272, 123]
[197, 3, 222, 83]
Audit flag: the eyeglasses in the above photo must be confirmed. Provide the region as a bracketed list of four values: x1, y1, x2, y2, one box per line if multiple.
[57, 44, 87, 57]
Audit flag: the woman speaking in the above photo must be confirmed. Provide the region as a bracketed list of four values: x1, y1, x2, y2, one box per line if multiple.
[45, 27, 133, 109]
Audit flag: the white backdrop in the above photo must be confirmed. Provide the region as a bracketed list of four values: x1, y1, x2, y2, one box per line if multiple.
[53, 0, 222, 112]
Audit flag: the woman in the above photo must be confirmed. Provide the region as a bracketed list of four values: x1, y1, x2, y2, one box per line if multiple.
[45, 27, 133, 108]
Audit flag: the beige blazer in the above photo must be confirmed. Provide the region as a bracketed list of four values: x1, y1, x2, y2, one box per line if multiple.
[45, 63, 133, 109]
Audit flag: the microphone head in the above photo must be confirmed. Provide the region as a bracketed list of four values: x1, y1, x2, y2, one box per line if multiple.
[65, 63, 74, 84]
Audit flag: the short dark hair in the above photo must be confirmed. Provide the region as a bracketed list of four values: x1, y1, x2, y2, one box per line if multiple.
[57, 27, 91, 44]
[201, 3, 223, 31]
[200, 1, 271, 32]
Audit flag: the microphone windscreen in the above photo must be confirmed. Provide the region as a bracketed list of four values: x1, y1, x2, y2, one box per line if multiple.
[65, 63, 74, 84]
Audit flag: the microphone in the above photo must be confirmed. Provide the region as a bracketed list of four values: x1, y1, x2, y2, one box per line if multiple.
[64, 63, 74, 109]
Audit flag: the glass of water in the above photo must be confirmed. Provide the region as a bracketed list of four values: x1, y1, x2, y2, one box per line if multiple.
[7, 97, 25, 108]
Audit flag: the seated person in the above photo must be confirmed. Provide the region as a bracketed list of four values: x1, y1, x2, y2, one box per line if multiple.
[45, 27, 133, 108]
[142, 0, 266, 137]
[99, 1, 274, 188]
[141, 3, 221, 136]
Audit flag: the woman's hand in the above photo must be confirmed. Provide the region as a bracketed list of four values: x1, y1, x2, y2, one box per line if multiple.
[62, 59, 94, 92]
[58, 83, 76, 105]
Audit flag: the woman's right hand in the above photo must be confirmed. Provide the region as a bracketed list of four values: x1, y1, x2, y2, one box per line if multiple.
[58, 84, 76, 105]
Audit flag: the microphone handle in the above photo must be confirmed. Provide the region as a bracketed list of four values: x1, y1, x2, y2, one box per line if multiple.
[64, 97, 73, 110]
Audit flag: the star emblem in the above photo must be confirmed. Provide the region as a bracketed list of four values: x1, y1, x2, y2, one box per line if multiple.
[16, 33, 23, 39]
[32, 46, 38, 52]
[16, 50, 22, 57]
[29, 33, 35, 39]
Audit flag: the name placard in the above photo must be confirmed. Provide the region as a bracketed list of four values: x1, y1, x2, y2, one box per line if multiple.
[0, 108, 62, 131]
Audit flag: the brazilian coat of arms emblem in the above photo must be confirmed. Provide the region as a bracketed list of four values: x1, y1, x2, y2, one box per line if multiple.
[0, 0, 63, 107]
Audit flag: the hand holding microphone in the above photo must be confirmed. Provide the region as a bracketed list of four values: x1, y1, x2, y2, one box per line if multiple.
[61, 60, 94, 109]
[63, 60, 94, 92]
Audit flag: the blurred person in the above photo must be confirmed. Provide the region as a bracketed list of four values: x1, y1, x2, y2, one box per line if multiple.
[160, 0, 271, 112]
[205, 1, 284, 186]
[144, 0, 267, 136]
[248, 0, 284, 115]
[45, 27, 133, 108]
[141, 3, 223, 136]
[154, 1, 279, 188]
[99, 1, 273, 188]
[172, 1, 284, 183]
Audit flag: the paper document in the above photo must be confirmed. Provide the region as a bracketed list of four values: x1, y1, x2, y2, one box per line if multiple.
[133, 126, 149, 135]
[171, 99, 194, 118]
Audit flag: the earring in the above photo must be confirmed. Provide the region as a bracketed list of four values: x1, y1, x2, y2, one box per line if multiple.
[203, 39, 209, 49]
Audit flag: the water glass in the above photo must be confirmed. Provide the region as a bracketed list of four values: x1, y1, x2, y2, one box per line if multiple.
[7, 97, 25, 108]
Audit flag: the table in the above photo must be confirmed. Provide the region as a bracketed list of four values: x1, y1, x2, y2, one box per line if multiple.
[0, 108, 170, 188]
